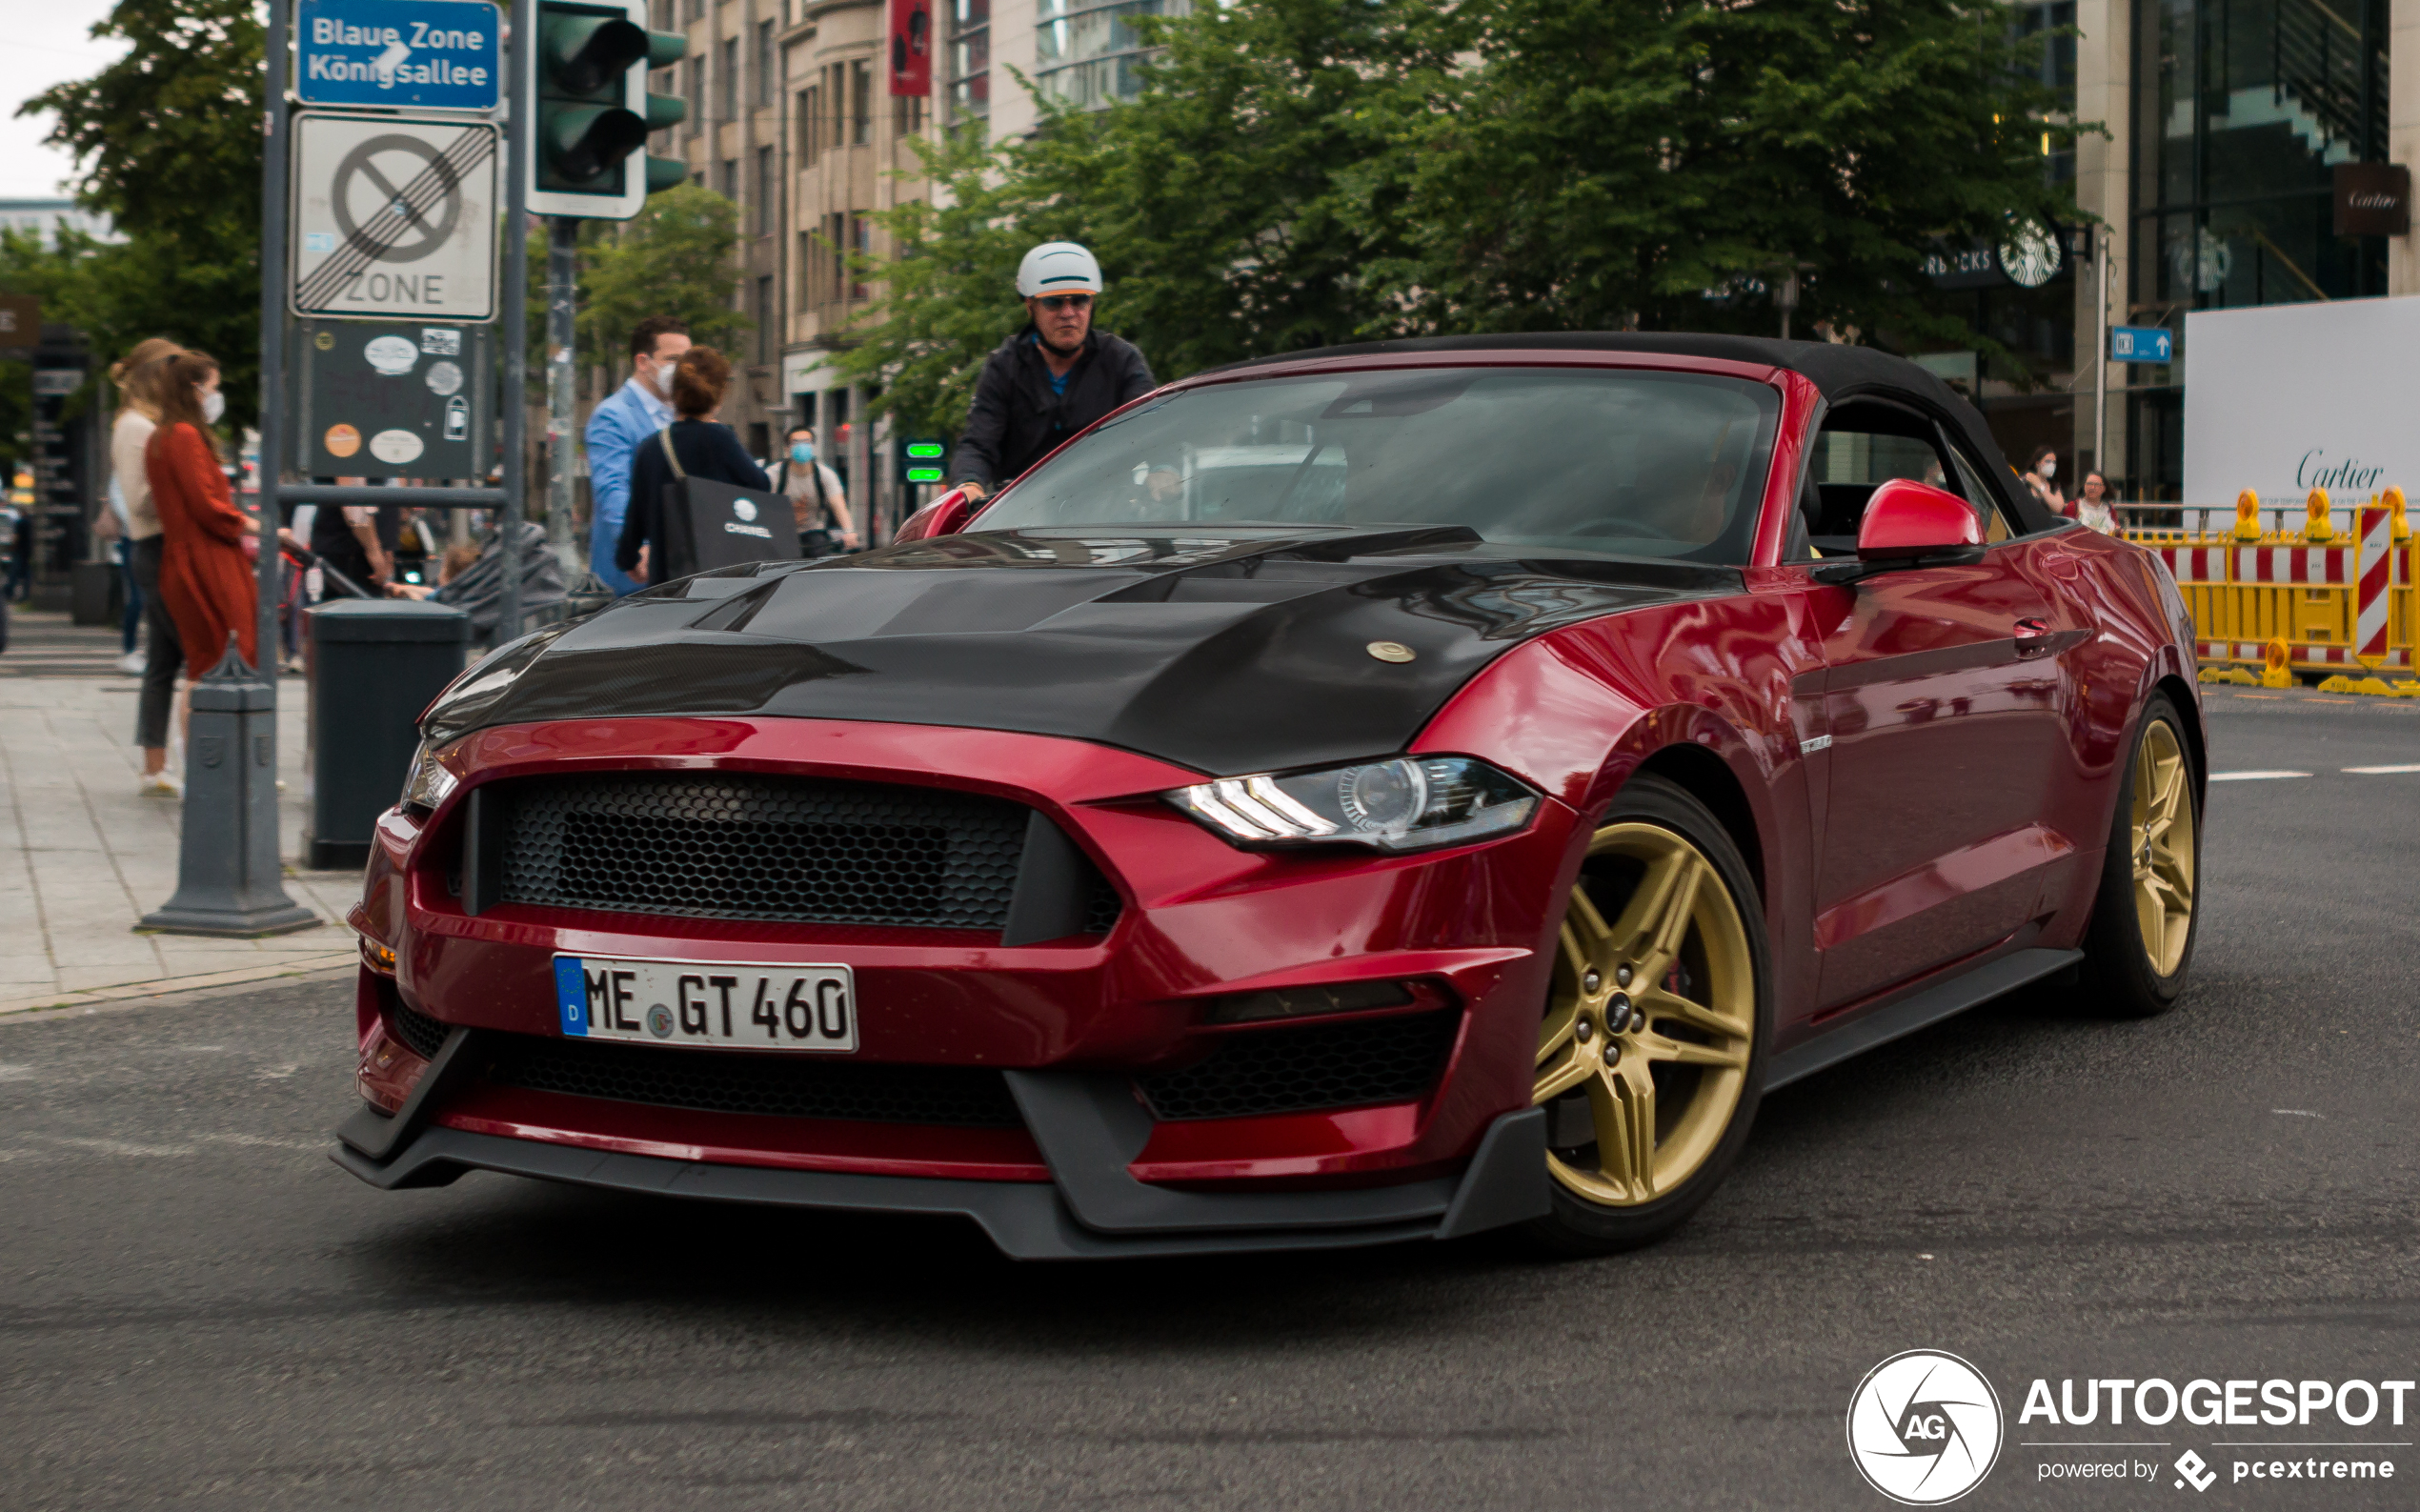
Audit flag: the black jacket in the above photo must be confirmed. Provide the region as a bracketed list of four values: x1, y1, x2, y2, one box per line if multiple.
[948, 327, 1157, 491]
[616, 420, 772, 575]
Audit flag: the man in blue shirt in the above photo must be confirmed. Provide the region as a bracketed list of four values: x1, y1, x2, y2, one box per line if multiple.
[584, 315, 690, 595]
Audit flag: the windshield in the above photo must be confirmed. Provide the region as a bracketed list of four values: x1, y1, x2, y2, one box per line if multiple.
[975, 367, 1783, 563]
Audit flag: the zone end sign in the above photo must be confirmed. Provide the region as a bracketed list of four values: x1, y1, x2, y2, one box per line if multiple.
[294, 0, 501, 112]
[291, 111, 497, 320]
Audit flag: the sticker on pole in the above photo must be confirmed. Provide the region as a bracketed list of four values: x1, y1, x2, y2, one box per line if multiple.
[290, 111, 497, 321]
[294, 0, 500, 111]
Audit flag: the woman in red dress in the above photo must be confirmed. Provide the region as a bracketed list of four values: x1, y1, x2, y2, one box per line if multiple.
[143, 352, 260, 675]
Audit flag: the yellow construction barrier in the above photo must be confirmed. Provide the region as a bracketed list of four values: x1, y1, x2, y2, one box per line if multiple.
[2128, 492, 2418, 686]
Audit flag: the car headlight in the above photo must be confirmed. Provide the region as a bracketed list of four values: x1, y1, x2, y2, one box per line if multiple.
[399, 737, 460, 812]
[1170, 756, 1538, 852]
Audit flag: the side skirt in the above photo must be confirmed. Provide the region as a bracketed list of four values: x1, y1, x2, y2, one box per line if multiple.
[1763, 947, 2083, 1093]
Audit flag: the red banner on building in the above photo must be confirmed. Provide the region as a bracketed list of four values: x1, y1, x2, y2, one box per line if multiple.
[889, 0, 932, 96]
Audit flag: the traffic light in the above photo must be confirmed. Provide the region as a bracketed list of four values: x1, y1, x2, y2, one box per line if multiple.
[524, 0, 687, 218]
[898, 437, 948, 485]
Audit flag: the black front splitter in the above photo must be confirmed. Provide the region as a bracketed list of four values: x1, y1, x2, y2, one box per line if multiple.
[332, 1049, 1548, 1260]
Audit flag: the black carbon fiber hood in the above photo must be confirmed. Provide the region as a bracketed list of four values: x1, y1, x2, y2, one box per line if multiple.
[445, 526, 1735, 776]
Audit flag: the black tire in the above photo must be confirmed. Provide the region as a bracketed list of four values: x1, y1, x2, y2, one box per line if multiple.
[1521, 774, 1772, 1257]
[2074, 691, 2201, 1017]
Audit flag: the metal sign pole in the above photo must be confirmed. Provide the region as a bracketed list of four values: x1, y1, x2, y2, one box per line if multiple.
[138, 0, 316, 937]
[257, 0, 293, 674]
[497, 0, 532, 643]
[546, 217, 579, 574]
[2094, 229, 2111, 490]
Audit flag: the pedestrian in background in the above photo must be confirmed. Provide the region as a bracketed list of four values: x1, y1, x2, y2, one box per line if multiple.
[774, 425, 855, 555]
[2023, 445, 2070, 518]
[946, 243, 1156, 503]
[616, 346, 768, 586]
[95, 474, 139, 671]
[111, 336, 188, 795]
[584, 314, 690, 595]
[2076, 471, 2119, 534]
[309, 491, 401, 595]
[145, 351, 260, 684]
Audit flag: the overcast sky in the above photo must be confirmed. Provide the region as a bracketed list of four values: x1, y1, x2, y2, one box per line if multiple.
[5, 2, 131, 200]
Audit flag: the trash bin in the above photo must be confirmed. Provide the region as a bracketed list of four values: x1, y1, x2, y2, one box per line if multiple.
[305, 598, 470, 870]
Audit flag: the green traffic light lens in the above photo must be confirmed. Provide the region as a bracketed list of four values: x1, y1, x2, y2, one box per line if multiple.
[546, 106, 649, 183]
[542, 14, 650, 94]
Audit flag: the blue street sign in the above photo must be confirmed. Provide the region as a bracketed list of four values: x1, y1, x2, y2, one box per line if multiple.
[2109, 325, 2174, 364]
[295, 0, 501, 111]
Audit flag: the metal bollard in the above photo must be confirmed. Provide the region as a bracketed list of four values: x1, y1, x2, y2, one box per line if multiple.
[138, 635, 321, 937]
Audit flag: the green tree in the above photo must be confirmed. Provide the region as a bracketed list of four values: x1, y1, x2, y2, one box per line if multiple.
[542, 184, 750, 373]
[19, 0, 267, 427]
[1386, 0, 2081, 348]
[841, 0, 2084, 433]
[841, 0, 1460, 431]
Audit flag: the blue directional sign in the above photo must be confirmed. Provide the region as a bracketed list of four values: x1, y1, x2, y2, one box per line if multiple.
[2109, 325, 2174, 364]
[295, 0, 501, 111]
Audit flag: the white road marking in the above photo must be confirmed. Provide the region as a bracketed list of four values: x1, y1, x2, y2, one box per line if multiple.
[204, 1133, 324, 1151]
[2271, 1109, 2325, 1118]
[2209, 770, 2311, 780]
[47, 1135, 195, 1158]
[2343, 764, 2420, 775]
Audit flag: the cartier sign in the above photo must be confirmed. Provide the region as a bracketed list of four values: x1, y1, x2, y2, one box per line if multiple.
[2333, 163, 2410, 237]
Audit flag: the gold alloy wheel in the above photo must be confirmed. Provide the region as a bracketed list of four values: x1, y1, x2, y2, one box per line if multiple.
[1534, 823, 1756, 1207]
[2130, 720, 2197, 977]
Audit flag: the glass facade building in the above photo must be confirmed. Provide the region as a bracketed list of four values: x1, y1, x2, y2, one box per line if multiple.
[1034, 0, 1185, 109]
[2127, 0, 2395, 494]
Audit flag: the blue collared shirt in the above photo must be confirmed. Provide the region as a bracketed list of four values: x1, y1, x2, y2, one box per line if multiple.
[584, 375, 673, 595]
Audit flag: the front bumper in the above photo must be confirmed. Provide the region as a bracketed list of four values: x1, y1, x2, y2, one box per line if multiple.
[341, 715, 1579, 1256]
[334, 1056, 1549, 1260]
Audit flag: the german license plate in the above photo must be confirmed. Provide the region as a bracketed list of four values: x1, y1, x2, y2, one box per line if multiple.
[553, 955, 857, 1053]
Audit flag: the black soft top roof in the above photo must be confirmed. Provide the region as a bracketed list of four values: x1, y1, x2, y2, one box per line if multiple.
[1214, 333, 2057, 534]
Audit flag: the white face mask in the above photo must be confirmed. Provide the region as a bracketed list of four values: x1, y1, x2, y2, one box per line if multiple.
[2037, 456, 2057, 480]
[652, 362, 676, 398]
[200, 390, 225, 424]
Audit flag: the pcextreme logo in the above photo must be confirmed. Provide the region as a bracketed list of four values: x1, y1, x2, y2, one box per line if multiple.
[1848, 1350, 2007, 1504]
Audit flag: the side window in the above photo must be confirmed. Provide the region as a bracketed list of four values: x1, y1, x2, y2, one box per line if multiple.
[1938, 437, 2016, 543]
[1801, 406, 1961, 554]
[1793, 401, 2010, 556]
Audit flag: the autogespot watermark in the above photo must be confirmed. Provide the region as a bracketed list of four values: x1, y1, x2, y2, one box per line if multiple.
[1848, 1355, 2415, 1501]
[1847, 1350, 2006, 1504]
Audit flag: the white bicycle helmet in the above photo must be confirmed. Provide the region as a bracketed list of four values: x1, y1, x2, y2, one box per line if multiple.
[1017, 241, 1104, 297]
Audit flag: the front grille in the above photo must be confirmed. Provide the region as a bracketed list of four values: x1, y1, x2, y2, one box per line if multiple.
[1136, 1010, 1461, 1121]
[495, 773, 1030, 931]
[490, 1035, 1025, 1126]
[386, 996, 451, 1060]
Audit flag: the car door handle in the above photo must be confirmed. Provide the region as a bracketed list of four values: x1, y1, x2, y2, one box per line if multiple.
[2014, 617, 2056, 656]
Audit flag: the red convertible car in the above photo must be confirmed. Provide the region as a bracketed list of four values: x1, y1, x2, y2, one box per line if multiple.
[336, 334, 2203, 1259]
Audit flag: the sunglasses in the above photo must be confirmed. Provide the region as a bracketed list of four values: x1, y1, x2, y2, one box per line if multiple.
[1036, 293, 1094, 312]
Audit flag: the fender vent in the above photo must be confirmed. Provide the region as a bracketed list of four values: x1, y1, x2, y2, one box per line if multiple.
[1136, 1010, 1460, 1121]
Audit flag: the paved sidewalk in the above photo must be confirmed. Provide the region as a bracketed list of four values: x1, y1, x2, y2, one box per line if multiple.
[1, 611, 362, 1015]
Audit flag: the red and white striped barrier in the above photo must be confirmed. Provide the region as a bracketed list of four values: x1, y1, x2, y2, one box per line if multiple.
[2190, 640, 2404, 669]
[2153, 545, 2228, 583]
[2355, 506, 2392, 665]
[2234, 546, 2354, 585]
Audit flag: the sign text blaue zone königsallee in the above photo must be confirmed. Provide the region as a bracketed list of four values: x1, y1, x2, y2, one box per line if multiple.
[295, 0, 501, 111]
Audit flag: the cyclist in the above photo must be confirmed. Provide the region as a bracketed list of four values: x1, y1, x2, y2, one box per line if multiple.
[947, 243, 1156, 503]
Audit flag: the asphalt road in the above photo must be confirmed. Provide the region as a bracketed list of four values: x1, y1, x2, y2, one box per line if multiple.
[4, 686, 2415, 1512]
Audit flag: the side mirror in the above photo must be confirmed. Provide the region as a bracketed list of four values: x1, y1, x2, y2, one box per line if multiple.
[895, 485, 978, 543]
[1855, 479, 1984, 566]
